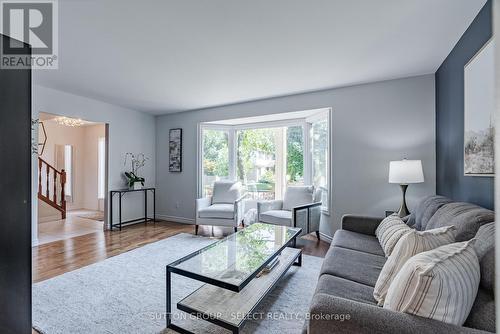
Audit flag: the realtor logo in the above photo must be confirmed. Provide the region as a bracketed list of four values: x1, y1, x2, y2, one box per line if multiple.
[1, 0, 58, 69]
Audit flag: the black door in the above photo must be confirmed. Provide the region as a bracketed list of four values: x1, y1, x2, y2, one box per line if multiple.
[0, 34, 32, 333]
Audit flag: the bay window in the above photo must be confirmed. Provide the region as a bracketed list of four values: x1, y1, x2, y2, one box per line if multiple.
[199, 109, 330, 213]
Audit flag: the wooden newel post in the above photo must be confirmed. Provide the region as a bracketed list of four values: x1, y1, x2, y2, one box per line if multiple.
[60, 169, 67, 219]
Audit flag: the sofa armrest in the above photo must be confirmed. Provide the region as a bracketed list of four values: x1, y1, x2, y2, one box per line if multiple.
[341, 214, 384, 236]
[195, 196, 212, 213]
[257, 200, 283, 214]
[293, 202, 322, 234]
[307, 293, 484, 334]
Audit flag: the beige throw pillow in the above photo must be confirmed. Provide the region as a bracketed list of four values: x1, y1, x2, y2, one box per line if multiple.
[375, 215, 412, 257]
[383, 240, 480, 326]
[373, 225, 456, 305]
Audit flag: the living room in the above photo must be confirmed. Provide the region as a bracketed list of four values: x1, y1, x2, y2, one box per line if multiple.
[0, 0, 499, 333]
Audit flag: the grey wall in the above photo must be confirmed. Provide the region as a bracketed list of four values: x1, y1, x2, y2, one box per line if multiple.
[156, 74, 436, 236]
[435, 0, 494, 209]
[32, 85, 156, 243]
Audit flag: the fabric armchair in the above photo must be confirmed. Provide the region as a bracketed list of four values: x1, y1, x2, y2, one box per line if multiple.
[195, 181, 247, 234]
[257, 200, 283, 214]
[257, 186, 322, 240]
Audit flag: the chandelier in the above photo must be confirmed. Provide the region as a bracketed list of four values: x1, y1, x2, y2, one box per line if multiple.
[54, 116, 86, 127]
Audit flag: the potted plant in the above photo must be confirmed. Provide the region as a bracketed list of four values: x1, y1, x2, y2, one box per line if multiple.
[124, 153, 148, 189]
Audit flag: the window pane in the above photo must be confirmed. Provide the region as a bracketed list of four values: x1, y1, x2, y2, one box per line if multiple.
[286, 126, 304, 186]
[236, 128, 277, 200]
[202, 129, 229, 196]
[312, 119, 328, 210]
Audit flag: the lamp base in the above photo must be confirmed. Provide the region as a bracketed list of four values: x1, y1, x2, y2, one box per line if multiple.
[397, 184, 409, 217]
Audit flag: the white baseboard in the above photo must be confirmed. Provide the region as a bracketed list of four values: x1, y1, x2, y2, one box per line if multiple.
[157, 214, 195, 224]
[319, 232, 333, 243]
[32, 237, 39, 247]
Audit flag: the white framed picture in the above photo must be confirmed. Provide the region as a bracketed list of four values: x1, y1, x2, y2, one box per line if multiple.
[464, 39, 494, 176]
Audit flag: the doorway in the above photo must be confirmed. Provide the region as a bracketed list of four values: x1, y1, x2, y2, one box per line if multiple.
[36, 112, 108, 245]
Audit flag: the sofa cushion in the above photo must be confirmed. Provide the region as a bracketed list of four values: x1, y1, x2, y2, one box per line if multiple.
[473, 222, 495, 260]
[320, 246, 385, 287]
[373, 226, 456, 305]
[425, 202, 494, 241]
[473, 223, 495, 292]
[464, 288, 496, 332]
[283, 186, 314, 210]
[480, 248, 495, 292]
[259, 210, 292, 226]
[332, 230, 384, 256]
[212, 181, 241, 204]
[384, 240, 480, 326]
[375, 215, 412, 257]
[198, 204, 234, 219]
[407, 195, 453, 230]
[315, 274, 376, 305]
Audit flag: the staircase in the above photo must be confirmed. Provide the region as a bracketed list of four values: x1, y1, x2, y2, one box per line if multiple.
[38, 157, 67, 219]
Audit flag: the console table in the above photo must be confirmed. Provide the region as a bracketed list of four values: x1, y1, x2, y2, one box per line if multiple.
[109, 187, 156, 230]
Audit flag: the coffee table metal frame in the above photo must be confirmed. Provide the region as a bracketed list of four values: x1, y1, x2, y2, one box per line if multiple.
[166, 226, 302, 334]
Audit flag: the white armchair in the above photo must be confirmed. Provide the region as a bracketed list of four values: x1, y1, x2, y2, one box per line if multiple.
[195, 181, 247, 234]
[257, 186, 322, 240]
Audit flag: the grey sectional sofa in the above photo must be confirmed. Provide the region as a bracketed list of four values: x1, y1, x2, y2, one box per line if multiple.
[306, 196, 495, 333]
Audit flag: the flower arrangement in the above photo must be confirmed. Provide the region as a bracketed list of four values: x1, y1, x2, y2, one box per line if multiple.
[124, 153, 148, 189]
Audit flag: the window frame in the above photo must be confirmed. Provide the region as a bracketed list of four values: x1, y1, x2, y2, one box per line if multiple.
[306, 110, 331, 214]
[197, 108, 332, 214]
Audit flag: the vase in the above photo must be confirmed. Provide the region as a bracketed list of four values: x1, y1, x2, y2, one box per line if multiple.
[133, 182, 142, 190]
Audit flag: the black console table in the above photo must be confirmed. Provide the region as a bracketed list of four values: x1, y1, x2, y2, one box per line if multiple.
[109, 188, 156, 230]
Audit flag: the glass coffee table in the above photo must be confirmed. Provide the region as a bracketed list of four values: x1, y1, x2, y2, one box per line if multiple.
[166, 223, 302, 334]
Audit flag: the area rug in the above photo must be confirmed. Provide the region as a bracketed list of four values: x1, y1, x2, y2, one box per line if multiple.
[33, 233, 323, 334]
[77, 211, 104, 221]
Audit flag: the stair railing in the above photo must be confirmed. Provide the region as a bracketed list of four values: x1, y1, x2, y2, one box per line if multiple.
[38, 157, 67, 219]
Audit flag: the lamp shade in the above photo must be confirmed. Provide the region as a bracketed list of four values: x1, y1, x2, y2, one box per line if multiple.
[389, 160, 424, 184]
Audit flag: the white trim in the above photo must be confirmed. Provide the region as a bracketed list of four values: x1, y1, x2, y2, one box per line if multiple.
[156, 214, 195, 224]
[306, 109, 330, 123]
[228, 129, 236, 180]
[232, 118, 306, 130]
[319, 232, 333, 243]
[303, 122, 312, 185]
[307, 108, 332, 215]
[196, 122, 202, 197]
[32, 238, 39, 247]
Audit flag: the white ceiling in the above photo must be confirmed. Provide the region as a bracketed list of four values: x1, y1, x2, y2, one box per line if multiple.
[33, 0, 486, 115]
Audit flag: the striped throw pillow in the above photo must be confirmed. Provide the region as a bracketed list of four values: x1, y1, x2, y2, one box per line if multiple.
[383, 240, 480, 326]
[373, 225, 456, 305]
[375, 215, 412, 256]
[473, 222, 495, 260]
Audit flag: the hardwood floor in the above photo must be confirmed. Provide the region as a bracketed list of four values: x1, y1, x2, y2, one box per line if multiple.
[33, 220, 330, 283]
[32, 221, 330, 333]
[37, 209, 104, 245]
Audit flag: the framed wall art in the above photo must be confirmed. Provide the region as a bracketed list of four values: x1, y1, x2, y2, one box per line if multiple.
[169, 128, 182, 172]
[464, 39, 494, 176]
